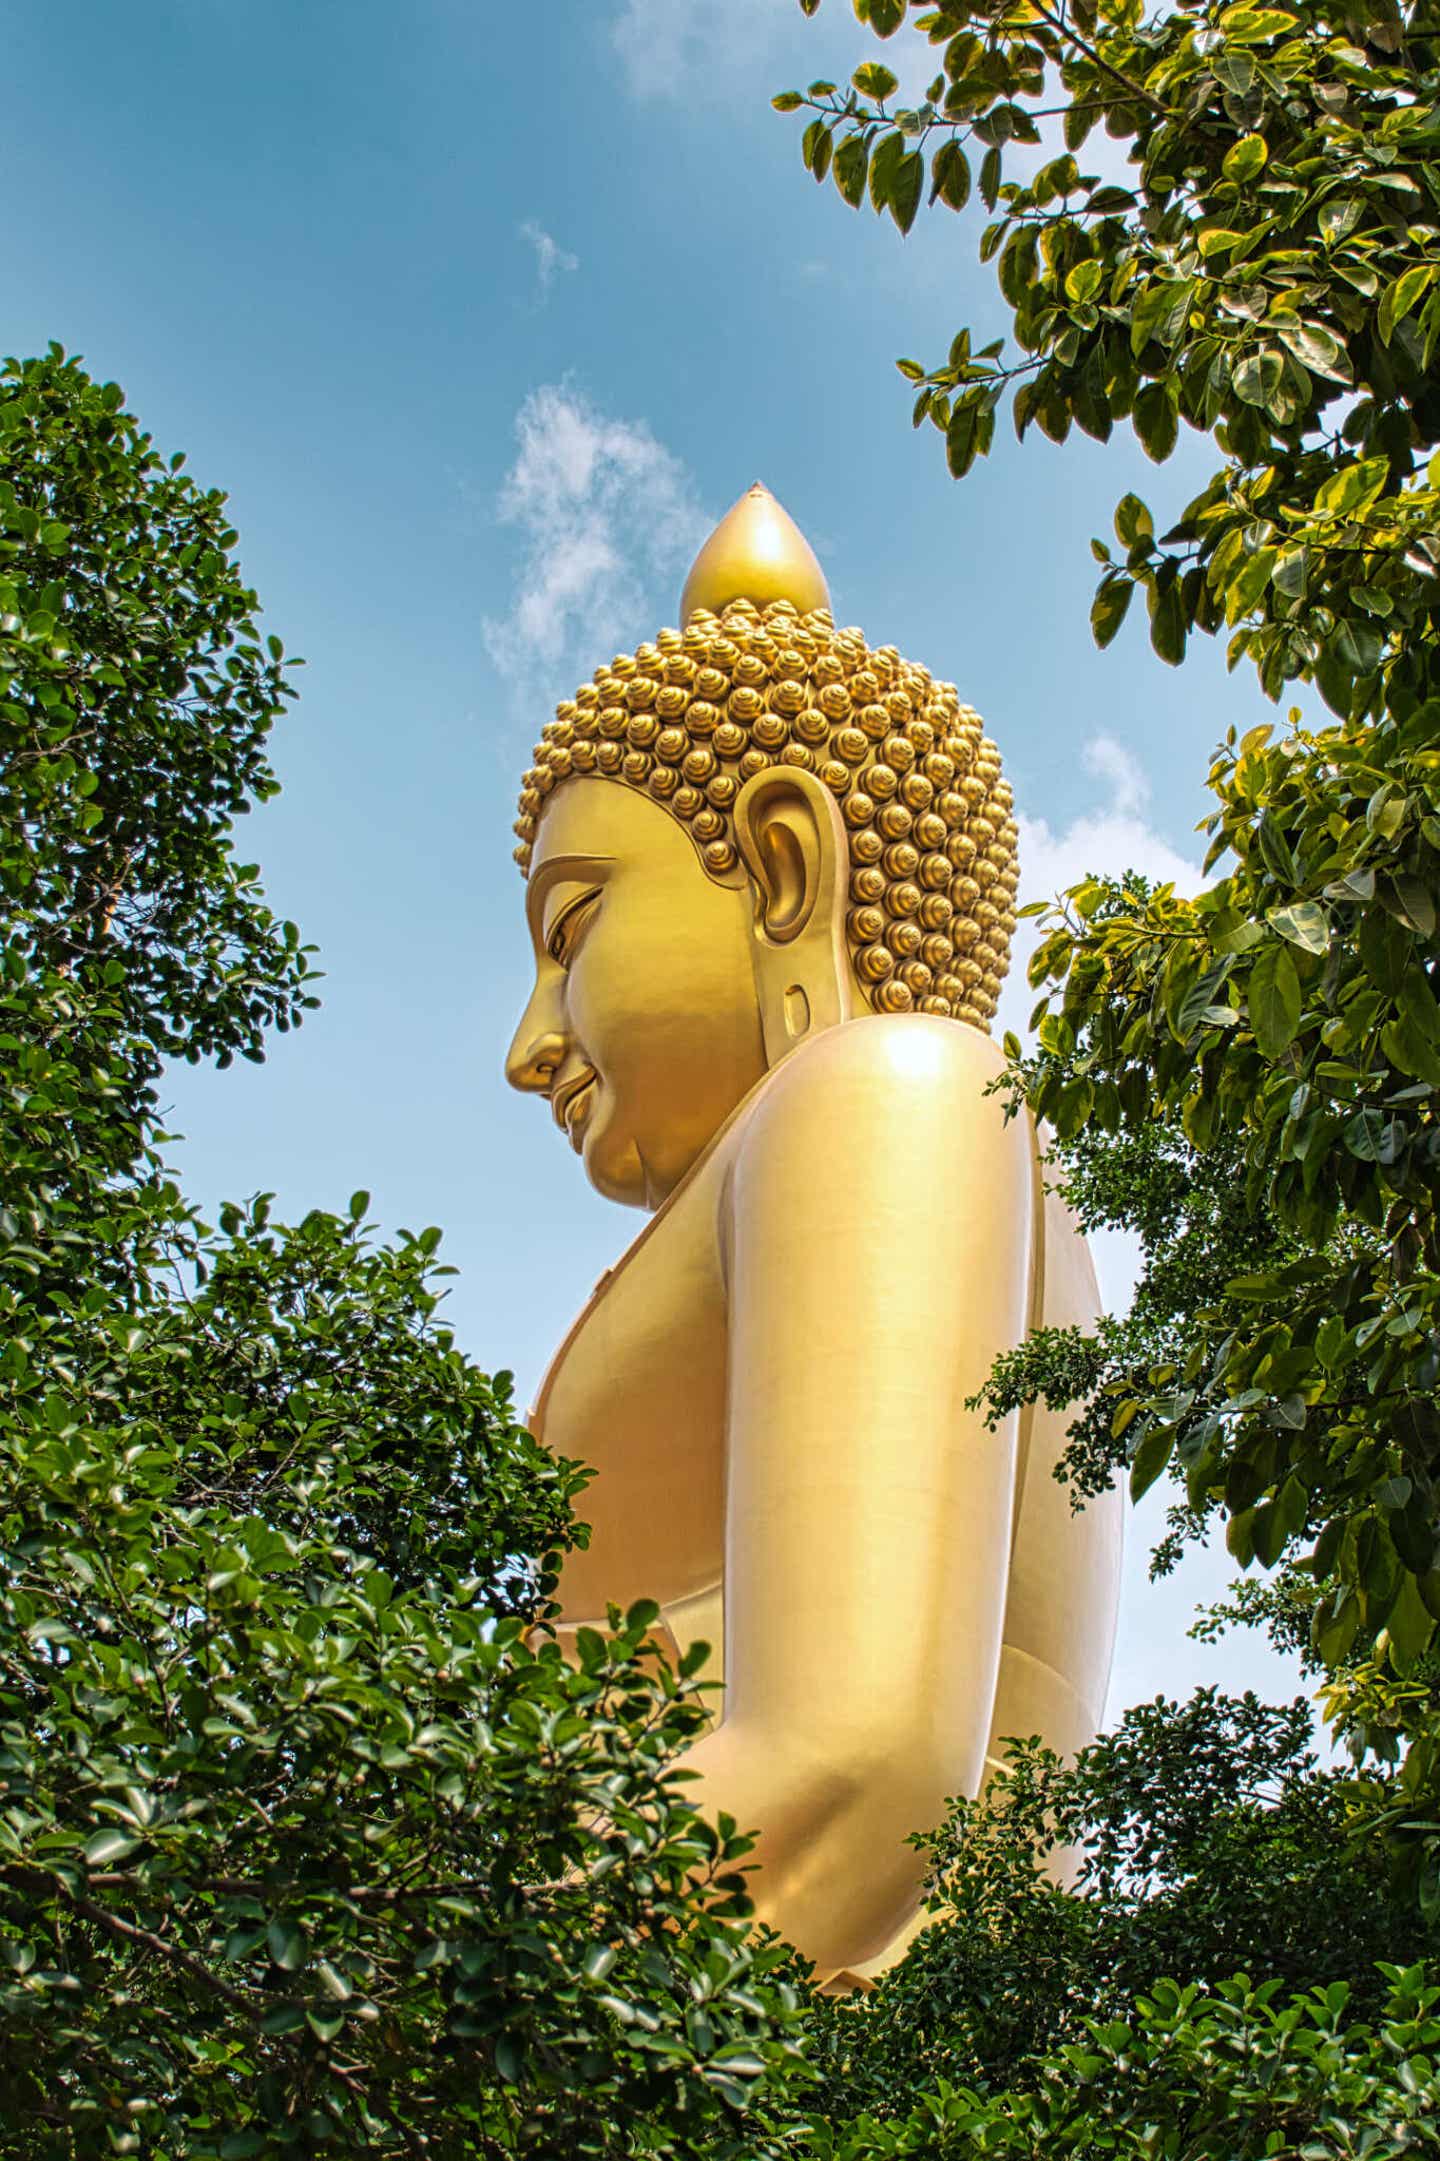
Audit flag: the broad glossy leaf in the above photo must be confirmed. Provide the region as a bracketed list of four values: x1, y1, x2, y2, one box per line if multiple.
[1248, 941, 1301, 1058]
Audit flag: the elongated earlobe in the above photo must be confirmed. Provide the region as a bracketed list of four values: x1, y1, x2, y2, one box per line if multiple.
[733, 768, 853, 1067]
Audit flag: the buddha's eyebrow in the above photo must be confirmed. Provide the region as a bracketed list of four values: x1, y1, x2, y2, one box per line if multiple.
[525, 853, 613, 943]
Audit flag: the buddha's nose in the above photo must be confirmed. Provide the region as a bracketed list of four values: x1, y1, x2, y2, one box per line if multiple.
[505, 988, 567, 1097]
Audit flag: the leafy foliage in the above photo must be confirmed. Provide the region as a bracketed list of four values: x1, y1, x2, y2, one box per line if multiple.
[781, 0, 1440, 697]
[777, 1, 1440, 1912]
[809, 1965, 1440, 2159]
[807, 1691, 1424, 2116]
[1, 345, 314, 1071]
[0, 352, 809, 2155]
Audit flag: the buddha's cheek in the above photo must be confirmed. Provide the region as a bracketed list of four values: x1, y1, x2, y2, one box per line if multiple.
[562, 931, 761, 1202]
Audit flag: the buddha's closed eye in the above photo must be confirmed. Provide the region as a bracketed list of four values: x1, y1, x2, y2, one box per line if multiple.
[546, 888, 601, 969]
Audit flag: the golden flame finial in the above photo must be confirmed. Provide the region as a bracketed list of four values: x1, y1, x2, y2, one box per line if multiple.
[680, 482, 831, 626]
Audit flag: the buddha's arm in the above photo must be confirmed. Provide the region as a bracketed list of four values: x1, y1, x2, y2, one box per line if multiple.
[677, 1019, 1034, 1978]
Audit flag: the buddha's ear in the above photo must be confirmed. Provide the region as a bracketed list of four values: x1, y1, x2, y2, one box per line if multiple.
[733, 767, 853, 1064]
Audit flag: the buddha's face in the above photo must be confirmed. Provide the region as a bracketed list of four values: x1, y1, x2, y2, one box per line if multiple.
[505, 778, 767, 1208]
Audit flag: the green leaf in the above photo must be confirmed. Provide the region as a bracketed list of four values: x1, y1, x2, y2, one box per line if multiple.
[853, 62, 899, 99]
[1318, 196, 1362, 242]
[1129, 1423, 1175, 1501]
[1315, 456, 1388, 518]
[1386, 1570, 1436, 1669]
[1379, 264, 1436, 346]
[1380, 1013, 1440, 1085]
[1233, 349, 1284, 409]
[1148, 579, 1186, 666]
[1275, 320, 1352, 384]
[802, 119, 834, 181]
[1222, 8, 1300, 43]
[84, 1829, 141, 1868]
[889, 149, 924, 234]
[930, 138, 970, 209]
[1248, 940, 1302, 1058]
[1131, 277, 1195, 355]
[1219, 544, 1271, 622]
[834, 133, 870, 208]
[1385, 874, 1436, 937]
[1222, 134, 1268, 182]
[1133, 382, 1177, 461]
[1360, 902, 1409, 993]
[1114, 494, 1152, 548]
[1091, 576, 1134, 650]
[1398, 965, 1440, 1044]
[869, 129, 906, 213]
[1227, 1506, 1258, 1567]
[1267, 901, 1329, 954]
[267, 1917, 308, 1972]
[1255, 813, 1298, 886]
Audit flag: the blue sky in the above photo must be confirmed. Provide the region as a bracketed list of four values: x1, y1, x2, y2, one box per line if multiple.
[8, 0, 1309, 1715]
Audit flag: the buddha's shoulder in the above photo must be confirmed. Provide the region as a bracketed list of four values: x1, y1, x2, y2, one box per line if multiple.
[727, 1016, 1018, 1170]
[764, 1013, 1007, 1103]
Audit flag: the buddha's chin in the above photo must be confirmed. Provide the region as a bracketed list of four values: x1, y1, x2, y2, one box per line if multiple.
[576, 1109, 648, 1210]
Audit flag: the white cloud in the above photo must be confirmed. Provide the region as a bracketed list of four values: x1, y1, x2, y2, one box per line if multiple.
[519, 219, 578, 297]
[997, 730, 1198, 1046]
[612, 0, 781, 100]
[608, 0, 1062, 123]
[483, 385, 710, 694]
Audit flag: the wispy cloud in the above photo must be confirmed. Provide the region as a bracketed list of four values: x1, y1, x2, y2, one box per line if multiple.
[610, 0, 957, 106]
[483, 384, 710, 696]
[611, 0, 768, 99]
[519, 219, 578, 297]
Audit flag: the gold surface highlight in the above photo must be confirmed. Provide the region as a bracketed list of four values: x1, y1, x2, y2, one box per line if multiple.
[679, 481, 831, 625]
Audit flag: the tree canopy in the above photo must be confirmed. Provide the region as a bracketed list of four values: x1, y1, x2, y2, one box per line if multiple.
[0, 349, 805, 2156]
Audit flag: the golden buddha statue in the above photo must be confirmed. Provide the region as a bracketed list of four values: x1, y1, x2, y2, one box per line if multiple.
[505, 485, 1121, 1987]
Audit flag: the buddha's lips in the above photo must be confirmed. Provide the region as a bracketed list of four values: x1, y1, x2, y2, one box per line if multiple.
[552, 1069, 597, 1139]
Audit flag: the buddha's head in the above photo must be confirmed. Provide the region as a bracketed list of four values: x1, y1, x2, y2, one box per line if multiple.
[505, 486, 1019, 1209]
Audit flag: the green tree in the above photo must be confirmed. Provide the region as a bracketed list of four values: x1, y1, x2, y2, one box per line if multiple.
[775, 2, 1440, 1906]
[807, 1690, 1425, 2119]
[807, 1964, 1440, 2159]
[0, 349, 808, 2156]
